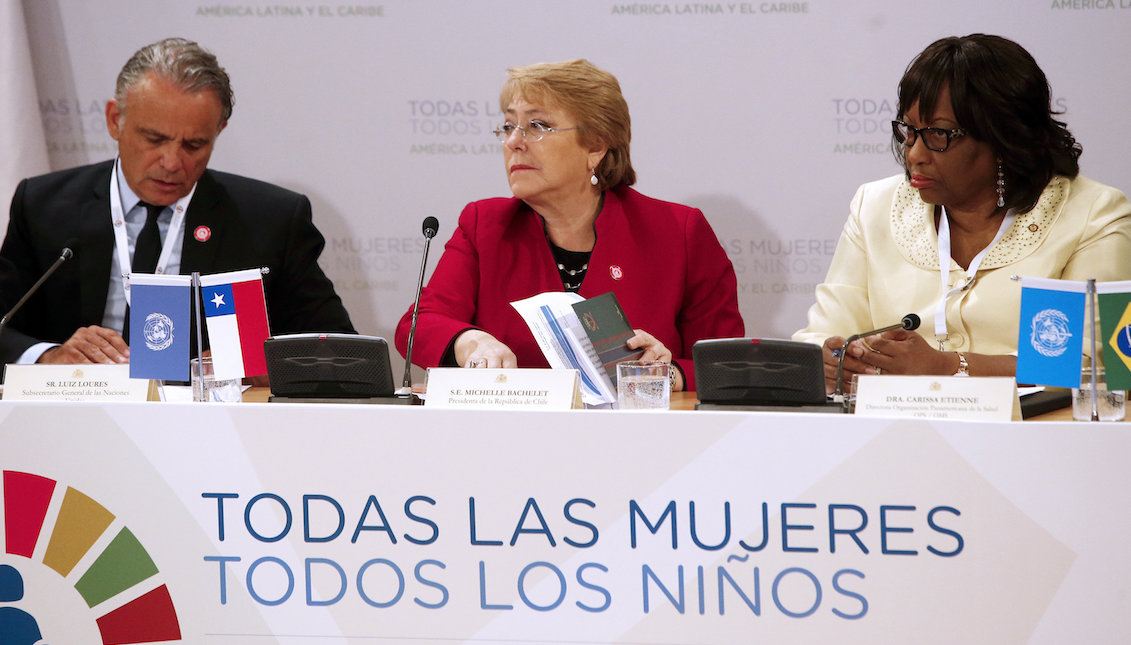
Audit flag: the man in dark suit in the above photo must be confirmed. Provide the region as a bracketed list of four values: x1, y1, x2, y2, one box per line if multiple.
[0, 38, 353, 368]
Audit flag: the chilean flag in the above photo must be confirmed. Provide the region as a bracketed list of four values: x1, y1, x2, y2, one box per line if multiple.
[200, 269, 270, 379]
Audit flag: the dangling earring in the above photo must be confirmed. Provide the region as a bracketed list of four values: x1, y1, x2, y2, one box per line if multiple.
[996, 159, 1006, 208]
[590, 170, 599, 186]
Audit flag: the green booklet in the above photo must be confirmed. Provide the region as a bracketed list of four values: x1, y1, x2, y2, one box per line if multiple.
[571, 291, 644, 384]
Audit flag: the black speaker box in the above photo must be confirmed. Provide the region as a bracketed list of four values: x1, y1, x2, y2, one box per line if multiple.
[693, 338, 827, 406]
[264, 333, 395, 399]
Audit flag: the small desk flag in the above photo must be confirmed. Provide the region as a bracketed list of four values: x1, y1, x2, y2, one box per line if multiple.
[128, 274, 192, 381]
[1016, 277, 1086, 388]
[1097, 280, 1131, 390]
[200, 269, 270, 379]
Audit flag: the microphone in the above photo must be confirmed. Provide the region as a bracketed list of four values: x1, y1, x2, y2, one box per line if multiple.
[0, 245, 75, 343]
[833, 313, 920, 397]
[397, 216, 440, 401]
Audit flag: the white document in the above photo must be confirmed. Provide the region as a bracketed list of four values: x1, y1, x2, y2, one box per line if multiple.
[3, 364, 151, 401]
[511, 291, 616, 406]
[854, 375, 1019, 421]
[424, 367, 580, 410]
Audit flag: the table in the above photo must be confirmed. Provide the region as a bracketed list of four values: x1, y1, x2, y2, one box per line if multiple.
[245, 387, 1079, 419]
[2, 396, 1126, 643]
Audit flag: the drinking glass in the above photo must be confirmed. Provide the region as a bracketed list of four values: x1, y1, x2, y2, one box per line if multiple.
[616, 361, 671, 410]
[191, 357, 242, 403]
[1072, 367, 1126, 422]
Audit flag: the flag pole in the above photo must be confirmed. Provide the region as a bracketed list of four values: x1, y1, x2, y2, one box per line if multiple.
[193, 271, 205, 403]
[1088, 278, 1099, 422]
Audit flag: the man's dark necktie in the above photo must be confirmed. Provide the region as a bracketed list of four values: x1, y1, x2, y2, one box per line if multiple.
[133, 202, 164, 273]
[124, 202, 164, 342]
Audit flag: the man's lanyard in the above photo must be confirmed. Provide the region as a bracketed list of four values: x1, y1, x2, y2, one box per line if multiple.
[109, 158, 194, 305]
[934, 207, 1014, 349]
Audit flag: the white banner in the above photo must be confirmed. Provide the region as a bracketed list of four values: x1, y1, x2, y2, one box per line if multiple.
[20, 0, 1131, 379]
[1, 402, 1129, 643]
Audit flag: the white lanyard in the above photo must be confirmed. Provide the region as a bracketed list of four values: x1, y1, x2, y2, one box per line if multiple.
[109, 159, 194, 305]
[934, 207, 1015, 349]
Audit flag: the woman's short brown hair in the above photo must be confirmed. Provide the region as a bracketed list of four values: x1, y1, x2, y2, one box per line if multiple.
[501, 59, 635, 190]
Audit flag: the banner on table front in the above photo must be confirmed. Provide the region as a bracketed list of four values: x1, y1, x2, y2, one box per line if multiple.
[2, 403, 1127, 643]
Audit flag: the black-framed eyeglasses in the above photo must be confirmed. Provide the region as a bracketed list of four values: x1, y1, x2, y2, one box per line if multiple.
[493, 120, 577, 142]
[891, 120, 967, 152]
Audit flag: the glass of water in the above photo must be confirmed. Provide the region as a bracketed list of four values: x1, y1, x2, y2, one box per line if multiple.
[191, 357, 243, 403]
[616, 361, 671, 410]
[1072, 367, 1126, 421]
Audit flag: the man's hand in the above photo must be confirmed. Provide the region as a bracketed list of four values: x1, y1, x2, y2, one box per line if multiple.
[38, 326, 129, 364]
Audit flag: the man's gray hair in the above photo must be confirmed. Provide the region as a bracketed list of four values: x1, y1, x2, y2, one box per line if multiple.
[115, 37, 234, 122]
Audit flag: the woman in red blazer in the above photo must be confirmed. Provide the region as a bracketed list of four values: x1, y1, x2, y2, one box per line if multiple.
[395, 59, 743, 391]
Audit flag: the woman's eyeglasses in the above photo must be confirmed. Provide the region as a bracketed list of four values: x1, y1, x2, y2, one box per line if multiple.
[493, 120, 577, 142]
[891, 120, 967, 152]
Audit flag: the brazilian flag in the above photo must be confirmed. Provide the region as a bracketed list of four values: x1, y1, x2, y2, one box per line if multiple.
[1098, 281, 1131, 390]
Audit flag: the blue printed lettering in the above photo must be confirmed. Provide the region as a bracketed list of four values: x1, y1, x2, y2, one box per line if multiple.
[828, 504, 869, 554]
[202, 492, 239, 541]
[630, 500, 677, 548]
[469, 497, 504, 546]
[303, 495, 345, 543]
[351, 495, 397, 544]
[413, 559, 449, 608]
[781, 503, 819, 553]
[689, 501, 731, 551]
[517, 562, 567, 611]
[831, 569, 868, 619]
[404, 496, 439, 545]
[563, 498, 599, 548]
[771, 567, 821, 618]
[245, 494, 292, 543]
[926, 506, 964, 556]
[356, 558, 405, 608]
[246, 556, 295, 606]
[879, 505, 918, 555]
[305, 558, 347, 606]
[575, 563, 611, 612]
[510, 498, 556, 547]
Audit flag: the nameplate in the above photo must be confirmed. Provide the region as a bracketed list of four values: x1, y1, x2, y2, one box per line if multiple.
[3, 364, 152, 402]
[854, 375, 1019, 421]
[424, 368, 580, 410]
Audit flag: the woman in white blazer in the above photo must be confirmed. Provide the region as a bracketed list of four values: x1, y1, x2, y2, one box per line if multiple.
[794, 34, 1131, 393]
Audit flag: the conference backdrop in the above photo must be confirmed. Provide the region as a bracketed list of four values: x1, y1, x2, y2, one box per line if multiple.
[18, 0, 1131, 375]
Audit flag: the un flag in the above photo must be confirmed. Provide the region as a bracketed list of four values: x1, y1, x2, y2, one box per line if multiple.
[1016, 278, 1086, 388]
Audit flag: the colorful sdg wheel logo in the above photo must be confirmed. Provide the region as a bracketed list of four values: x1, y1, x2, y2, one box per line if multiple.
[1, 470, 181, 644]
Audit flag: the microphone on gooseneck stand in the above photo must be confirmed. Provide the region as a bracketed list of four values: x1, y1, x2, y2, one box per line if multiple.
[833, 313, 921, 398]
[0, 244, 75, 345]
[397, 216, 440, 402]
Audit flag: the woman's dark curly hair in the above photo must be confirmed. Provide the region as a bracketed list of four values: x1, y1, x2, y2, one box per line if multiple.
[895, 34, 1081, 213]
